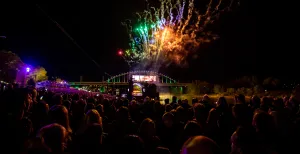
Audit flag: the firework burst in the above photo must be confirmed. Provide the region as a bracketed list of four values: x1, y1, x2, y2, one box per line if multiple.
[121, 0, 238, 70]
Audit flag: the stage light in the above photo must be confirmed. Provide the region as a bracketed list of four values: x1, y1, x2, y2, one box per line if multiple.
[118, 50, 123, 56]
[26, 67, 30, 72]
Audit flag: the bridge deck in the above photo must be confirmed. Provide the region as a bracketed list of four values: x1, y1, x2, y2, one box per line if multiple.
[70, 82, 189, 86]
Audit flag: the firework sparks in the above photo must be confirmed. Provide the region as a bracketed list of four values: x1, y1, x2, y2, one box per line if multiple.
[121, 0, 238, 69]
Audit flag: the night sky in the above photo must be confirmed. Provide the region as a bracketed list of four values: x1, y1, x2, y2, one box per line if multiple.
[0, 0, 292, 83]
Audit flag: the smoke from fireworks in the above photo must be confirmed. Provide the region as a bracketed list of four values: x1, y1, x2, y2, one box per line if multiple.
[121, 0, 238, 70]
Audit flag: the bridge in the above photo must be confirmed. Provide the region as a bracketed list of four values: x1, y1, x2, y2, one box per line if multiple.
[69, 82, 190, 87]
[69, 71, 191, 87]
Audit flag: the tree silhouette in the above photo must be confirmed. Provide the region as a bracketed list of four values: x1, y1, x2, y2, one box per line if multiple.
[232, 76, 258, 88]
[254, 85, 264, 94]
[214, 84, 222, 94]
[0, 50, 25, 82]
[263, 77, 280, 90]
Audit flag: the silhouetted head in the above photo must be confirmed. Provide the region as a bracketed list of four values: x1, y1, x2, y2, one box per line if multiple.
[122, 135, 144, 154]
[49, 105, 72, 133]
[162, 112, 174, 128]
[38, 123, 67, 152]
[156, 147, 171, 154]
[139, 118, 156, 138]
[86, 109, 102, 125]
[235, 94, 245, 104]
[184, 120, 203, 137]
[181, 136, 220, 154]
[216, 96, 228, 109]
[116, 106, 130, 121]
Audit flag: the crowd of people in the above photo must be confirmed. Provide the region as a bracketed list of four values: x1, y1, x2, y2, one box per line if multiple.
[1, 84, 300, 154]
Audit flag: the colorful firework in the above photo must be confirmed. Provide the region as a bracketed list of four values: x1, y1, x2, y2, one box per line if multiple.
[121, 0, 238, 69]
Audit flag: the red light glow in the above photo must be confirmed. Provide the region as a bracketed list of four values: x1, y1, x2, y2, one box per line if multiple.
[118, 50, 123, 56]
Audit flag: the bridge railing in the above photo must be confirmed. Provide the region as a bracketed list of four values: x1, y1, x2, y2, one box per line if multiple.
[69, 82, 191, 87]
[105, 71, 178, 84]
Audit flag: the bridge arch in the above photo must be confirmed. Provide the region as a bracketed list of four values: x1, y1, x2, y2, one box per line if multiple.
[107, 70, 177, 84]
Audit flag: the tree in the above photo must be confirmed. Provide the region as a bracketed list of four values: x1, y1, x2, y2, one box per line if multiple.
[272, 78, 280, 87]
[263, 77, 280, 90]
[226, 88, 235, 95]
[246, 88, 253, 96]
[236, 87, 245, 95]
[263, 77, 272, 86]
[30, 67, 48, 82]
[231, 76, 258, 88]
[253, 85, 264, 94]
[251, 76, 258, 86]
[0, 50, 25, 82]
[0, 51, 24, 70]
[213, 84, 221, 94]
